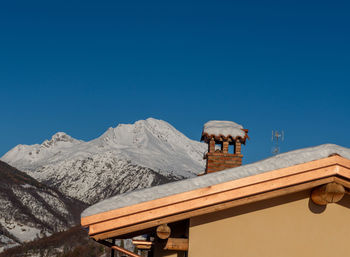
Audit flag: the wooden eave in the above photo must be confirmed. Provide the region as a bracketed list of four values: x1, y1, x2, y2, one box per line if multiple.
[81, 155, 350, 240]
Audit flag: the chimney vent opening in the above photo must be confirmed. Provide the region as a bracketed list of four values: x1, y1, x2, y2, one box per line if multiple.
[201, 120, 249, 174]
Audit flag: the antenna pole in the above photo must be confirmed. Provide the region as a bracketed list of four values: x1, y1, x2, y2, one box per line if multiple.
[271, 129, 284, 155]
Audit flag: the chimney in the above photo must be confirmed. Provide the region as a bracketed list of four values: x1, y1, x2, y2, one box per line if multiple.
[201, 120, 249, 174]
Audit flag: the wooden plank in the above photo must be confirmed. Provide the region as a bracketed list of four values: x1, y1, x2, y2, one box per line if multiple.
[82, 156, 349, 227]
[335, 155, 350, 169]
[132, 240, 153, 246]
[334, 176, 350, 188]
[88, 165, 338, 235]
[132, 240, 153, 250]
[164, 238, 188, 251]
[338, 165, 350, 178]
[91, 176, 335, 240]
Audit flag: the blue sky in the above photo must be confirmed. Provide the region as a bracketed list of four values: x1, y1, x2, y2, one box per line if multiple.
[1, 0, 349, 164]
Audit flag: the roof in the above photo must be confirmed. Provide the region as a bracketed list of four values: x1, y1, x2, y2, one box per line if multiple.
[81, 144, 350, 240]
[82, 144, 350, 218]
[200, 120, 248, 143]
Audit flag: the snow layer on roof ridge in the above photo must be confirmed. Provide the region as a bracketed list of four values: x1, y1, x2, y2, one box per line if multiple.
[203, 120, 245, 138]
[81, 144, 350, 218]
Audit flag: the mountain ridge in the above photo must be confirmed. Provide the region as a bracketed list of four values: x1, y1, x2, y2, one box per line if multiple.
[1, 118, 206, 204]
[0, 160, 87, 252]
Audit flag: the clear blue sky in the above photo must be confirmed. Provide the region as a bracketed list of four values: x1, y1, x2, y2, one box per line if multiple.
[1, 0, 349, 164]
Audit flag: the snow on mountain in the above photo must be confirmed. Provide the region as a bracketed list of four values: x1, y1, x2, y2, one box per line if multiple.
[1, 118, 206, 204]
[0, 161, 86, 253]
[1, 132, 83, 171]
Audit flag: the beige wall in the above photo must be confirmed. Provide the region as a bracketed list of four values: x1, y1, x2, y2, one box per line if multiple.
[189, 190, 350, 257]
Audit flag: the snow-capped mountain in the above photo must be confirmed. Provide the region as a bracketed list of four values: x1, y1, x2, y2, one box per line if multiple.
[1, 118, 206, 204]
[0, 160, 86, 253]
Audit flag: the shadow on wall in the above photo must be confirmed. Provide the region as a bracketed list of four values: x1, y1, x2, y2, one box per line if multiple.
[308, 197, 326, 214]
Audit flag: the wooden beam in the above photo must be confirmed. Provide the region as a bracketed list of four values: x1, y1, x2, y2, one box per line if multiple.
[334, 176, 350, 189]
[132, 240, 153, 246]
[156, 224, 171, 239]
[311, 182, 345, 205]
[132, 240, 153, 250]
[135, 245, 151, 250]
[338, 165, 350, 178]
[164, 238, 188, 251]
[91, 176, 337, 240]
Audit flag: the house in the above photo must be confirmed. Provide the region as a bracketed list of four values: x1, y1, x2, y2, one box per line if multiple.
[81, 121, 350, 257]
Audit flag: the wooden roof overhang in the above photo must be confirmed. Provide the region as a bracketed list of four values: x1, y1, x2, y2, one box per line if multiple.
[81, 155, 350, 241]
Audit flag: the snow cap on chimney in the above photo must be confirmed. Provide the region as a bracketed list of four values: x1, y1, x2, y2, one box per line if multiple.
[201, 120, 249, 174]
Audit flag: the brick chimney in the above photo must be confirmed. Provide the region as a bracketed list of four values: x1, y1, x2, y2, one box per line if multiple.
[201, 121, 249, 174]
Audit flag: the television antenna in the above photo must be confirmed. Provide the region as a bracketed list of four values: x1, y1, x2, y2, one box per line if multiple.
[271, 130, 284, 155]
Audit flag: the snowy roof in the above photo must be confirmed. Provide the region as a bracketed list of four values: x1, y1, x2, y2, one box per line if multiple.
[82, 144, 350, 218]
[201, 120, 247, 142]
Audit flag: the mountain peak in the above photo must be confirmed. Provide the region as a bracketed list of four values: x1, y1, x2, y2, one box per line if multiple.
[95, 117, 186, 150]
[142, 117, 172, 126]
[51, 132, 71, 141]
[41, 132, 80, 148]
[114, 117, 165, 128]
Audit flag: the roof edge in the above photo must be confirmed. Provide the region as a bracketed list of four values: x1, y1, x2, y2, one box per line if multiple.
[82, 155, 350, 236]
[92, 175, 350, 240]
